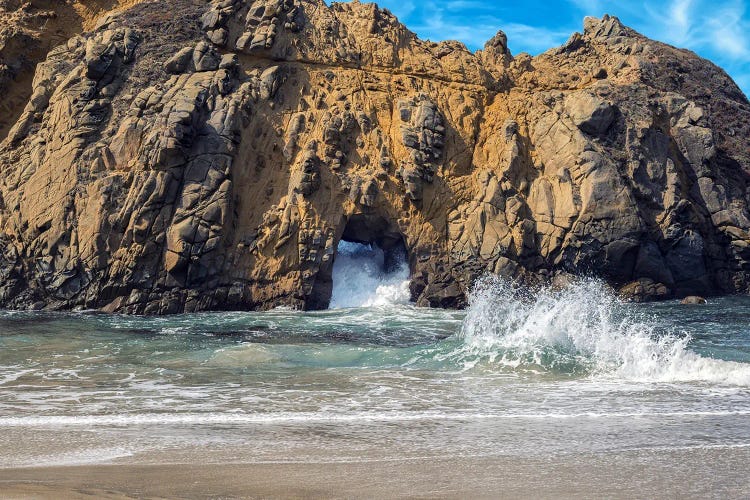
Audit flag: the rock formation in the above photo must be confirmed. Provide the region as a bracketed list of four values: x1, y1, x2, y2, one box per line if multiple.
[0, 0, 749, 313]
[0, 0, 145, 141]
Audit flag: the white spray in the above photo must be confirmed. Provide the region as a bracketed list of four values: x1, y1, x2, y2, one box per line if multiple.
[329, 241, 411, 309]
[455, 275, 750, 385]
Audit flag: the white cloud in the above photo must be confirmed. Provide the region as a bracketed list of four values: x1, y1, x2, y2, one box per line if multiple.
[369, 0, 750, 96]
[642, 0, 691, 45]
[501, 23, 576, 54]
[380, 0, 416, 21]
[669, 0, 693, 31]
[638, 0, 749, 59]
[408, 7, 501, 48]
[632, 0, 750, 95]
[703, 2, 750, 58]
[404, 2, 574, 53]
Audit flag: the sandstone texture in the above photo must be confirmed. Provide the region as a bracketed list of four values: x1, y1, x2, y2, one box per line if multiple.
[1, 0, 749, 313]
[0, 0, 144, 141]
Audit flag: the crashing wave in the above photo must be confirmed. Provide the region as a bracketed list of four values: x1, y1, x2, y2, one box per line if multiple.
[329, 241, 411, 309]
[450, 275, 750, 385]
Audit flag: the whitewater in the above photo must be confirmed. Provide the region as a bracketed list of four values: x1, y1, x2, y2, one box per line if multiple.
[328, 240, 412, 308]
[1, 243, 750, 475]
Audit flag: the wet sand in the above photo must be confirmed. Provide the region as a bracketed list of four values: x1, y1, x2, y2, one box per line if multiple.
[2, 447, 749, 499]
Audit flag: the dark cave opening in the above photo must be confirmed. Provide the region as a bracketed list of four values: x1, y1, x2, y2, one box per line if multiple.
[306, 214, 411, 310]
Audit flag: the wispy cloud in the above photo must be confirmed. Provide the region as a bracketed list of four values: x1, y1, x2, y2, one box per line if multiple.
[669, 0, 693, 41]
[382, 1, 573, 53]
[500, 23, 576, 54]
[563, 0, 749, 96]
[372, 0, 750, 96]
[399, 2, 505, 49]
[408, 13, 500, 48]
[703, 1, 750, 57]
[381, 0, 416, 21]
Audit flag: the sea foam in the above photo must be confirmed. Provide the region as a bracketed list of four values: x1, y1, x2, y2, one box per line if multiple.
[454, 275, 750, 385]
[329, 241, 411, 308]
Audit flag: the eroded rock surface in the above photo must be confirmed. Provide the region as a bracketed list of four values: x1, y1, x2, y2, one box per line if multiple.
[0, 0, 147, 141]
[1, 1, 749, 312]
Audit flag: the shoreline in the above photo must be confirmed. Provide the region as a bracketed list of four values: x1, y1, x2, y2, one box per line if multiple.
[0, 287, 737, 318]
[2, 448, 750, 499]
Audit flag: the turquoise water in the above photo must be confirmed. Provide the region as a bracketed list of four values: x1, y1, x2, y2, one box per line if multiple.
[1, 278, 750, 467]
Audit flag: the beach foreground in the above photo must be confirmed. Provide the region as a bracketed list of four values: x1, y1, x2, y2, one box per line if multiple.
[2, 447, 750, 499]
[3, 285, 750, 498]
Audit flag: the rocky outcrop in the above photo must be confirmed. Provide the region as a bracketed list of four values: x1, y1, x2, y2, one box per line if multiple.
[0, 0, 147, 141]
[681, 295, 707, 305]
[619, 278, 671, 302]
[1, 1, 749, 313]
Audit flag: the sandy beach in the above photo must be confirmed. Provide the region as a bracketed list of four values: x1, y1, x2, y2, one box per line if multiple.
[3, 296, 750, 499]
[2, 447, 750, 499]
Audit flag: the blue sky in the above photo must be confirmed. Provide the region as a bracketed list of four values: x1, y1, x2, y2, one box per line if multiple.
[369, 0, 750, 97]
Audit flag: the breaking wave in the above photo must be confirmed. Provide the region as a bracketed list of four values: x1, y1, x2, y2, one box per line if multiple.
[451, 276, 750, 385]
[329, 241, 411, 308]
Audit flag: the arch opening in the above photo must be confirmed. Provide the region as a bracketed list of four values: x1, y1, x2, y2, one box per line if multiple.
[307, 215, 412, 310]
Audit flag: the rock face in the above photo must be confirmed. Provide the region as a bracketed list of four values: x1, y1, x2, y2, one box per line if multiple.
[0, 0, 144, 141]
[1, 1, 749, 313]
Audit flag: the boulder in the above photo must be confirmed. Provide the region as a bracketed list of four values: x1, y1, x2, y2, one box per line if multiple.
[681, 296, 707, 305]
[620, 279, 671, 302]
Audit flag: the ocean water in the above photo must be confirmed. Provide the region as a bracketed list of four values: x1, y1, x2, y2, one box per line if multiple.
[1, 246, 750, 471]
